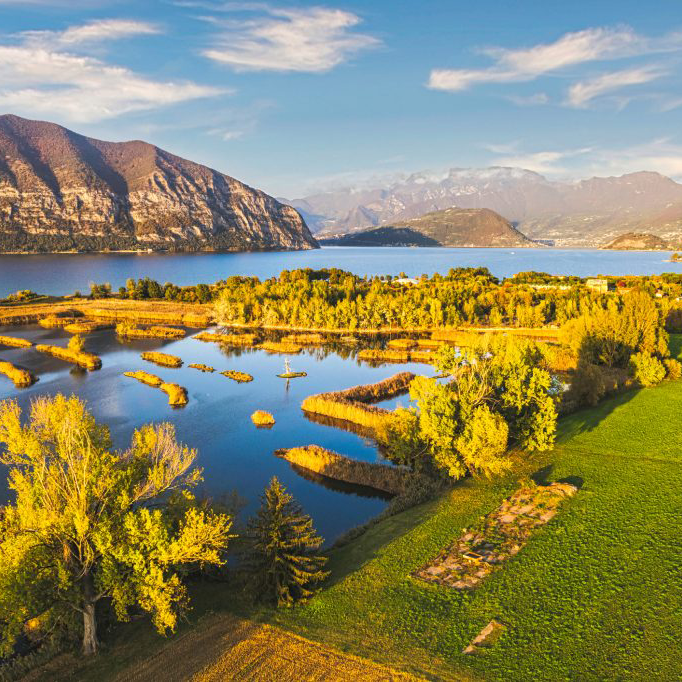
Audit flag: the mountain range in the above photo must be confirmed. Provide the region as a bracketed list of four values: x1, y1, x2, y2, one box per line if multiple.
[286, 167, 682, 247]
[0, 114, 317, 253]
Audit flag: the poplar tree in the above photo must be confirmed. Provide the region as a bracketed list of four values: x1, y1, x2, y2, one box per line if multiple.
[247, 477, 328, 607]
[0, 394, 233, 656]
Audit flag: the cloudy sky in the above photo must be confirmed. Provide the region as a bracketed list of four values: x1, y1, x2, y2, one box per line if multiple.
[1, 0, 682, 196]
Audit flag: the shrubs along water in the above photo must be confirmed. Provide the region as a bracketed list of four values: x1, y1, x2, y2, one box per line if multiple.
[251, 410, 275, 426]
[141, 351, 183, 368]
[189, 363, 215, 372]
[301, 372, 415, 432]
[116, 322, 186, 339]
[123, 371, 188, 407]
[0, 335, 32, 349]
[258, 341, 303, 354]
[193, 332, 258, 346]
[0, 361, 36, 387]
[275, 445, 410, 495]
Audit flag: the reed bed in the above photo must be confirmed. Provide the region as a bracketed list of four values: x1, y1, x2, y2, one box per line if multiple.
[416, 338, 445, 349]
[259, 341, 303, 354]
[387, 338, 417, 350]
[117, 323, 186, 340]
[251, 410, 275, 426]
[275, 445, 409, 495]
[358, 349, 411, 363]
[408, 350, 437, 364]
[160, 382, 188, 407]
[0, 335, 32, 349]
[189, 363, 215, 372]
[221, 370, 254, 383]
[301, 372, 415, 432]
[88, 307, 210, 328]
[431, 327, 560, 342]
[0, 361, 36, 387]
[123, 370, 163, 387]
[280, 332, 324, 344]
[123, 371, 188, 407]
[35, 344, 101, 370]
[193, 332, 259, 346]
[141, 351, 183, 368]
[64, 321, 111, 334]
[38, 315, 77, 329]
[430, 330, 481, 345]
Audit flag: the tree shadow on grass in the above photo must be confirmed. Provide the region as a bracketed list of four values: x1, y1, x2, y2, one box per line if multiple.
[555, 386, 640, 444]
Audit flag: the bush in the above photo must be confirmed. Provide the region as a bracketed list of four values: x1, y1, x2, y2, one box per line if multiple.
[665, 358, 682, 380]
[629, 352, 666, 387]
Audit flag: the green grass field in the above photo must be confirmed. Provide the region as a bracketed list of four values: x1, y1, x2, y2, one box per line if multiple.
[22, 338, 682, 681]
[274, 361, 682, 681]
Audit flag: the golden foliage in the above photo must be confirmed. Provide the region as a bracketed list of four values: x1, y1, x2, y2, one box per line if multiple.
[358, 349, 436, 364]
[0, 361, 35, 387]
[251, 410, 275, 426]
[123, 370, 163, 387]
[124, 371, 188, 406]
[276, 445, 409, 495]
[38, 315, 77, 328]
[0, 335, 32, 349]
[387, 338, 417, 350]
[141, 352, 183, 368]
[281, 333, 324, 344]
[117, 322, 186, 339]
[35, 344, 101, 370]
[64, 321, 111, 334]
[221, 370, 254, 383]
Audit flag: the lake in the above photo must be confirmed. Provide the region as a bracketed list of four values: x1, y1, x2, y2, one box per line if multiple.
[0, 324, 422, 543]
[0, 247, 680, 297]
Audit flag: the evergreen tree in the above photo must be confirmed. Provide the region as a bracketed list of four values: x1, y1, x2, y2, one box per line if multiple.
[247, 477, 328, 607]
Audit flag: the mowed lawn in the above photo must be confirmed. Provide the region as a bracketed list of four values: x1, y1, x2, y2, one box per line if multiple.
[275, 376, 682, 681]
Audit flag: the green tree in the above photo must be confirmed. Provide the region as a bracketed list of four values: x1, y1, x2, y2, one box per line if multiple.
[246, 477, 328, 607]
[0, 395, 233, 655]
[629, 351, 666, 387]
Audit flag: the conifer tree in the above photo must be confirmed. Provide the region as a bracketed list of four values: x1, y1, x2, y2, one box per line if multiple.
[247, 477, 329, 607]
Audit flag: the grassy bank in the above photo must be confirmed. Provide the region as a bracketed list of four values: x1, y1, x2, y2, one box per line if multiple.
[35, 344, 101, 370]
[0, 361, 35, 387]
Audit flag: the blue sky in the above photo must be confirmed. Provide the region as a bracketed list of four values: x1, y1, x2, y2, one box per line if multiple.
[1, 0, 682, 197]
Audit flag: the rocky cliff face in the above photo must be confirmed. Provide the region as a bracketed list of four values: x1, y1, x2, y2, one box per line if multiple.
[0, 114, 317, 252]
[320, 207, 534, 248]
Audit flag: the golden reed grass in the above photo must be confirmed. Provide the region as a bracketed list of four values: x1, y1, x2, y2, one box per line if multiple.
[251, 410, 275, 426]
[0, 361, 35, 387]
[259, 341, 302, 354]
[38, 316, 77, 329]
[301, 372, 415, 432]
[189, 363, 215, 372]
[387, 338, 417, 350]
[64, 321, 112, 334]
[0, 335, 32, 349]
[221, 370, 253, 383]
[123, 371, 188, 407]
[193, 331, 259, 346]
[141, 351, 183, 368]
[88, 307, 210, 328]
[357, 349, 436, 364]
[35, 344, 101, 370]
[117, 323, 186, 339]
[280, 333, 324, 344]
[275, 445, 409, 495]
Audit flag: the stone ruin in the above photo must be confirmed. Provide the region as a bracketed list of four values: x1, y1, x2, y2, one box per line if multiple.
[413, 482, 578, 590]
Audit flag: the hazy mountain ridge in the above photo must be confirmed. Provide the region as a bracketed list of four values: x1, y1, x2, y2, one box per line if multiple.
[320, 206, 534, 248]
[287, 167, 682, 247]
[0, 114, 317, 253]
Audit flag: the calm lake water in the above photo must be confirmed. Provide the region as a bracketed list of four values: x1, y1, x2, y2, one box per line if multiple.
[0, 325, 421, 543]
[0, 247, 680, 297]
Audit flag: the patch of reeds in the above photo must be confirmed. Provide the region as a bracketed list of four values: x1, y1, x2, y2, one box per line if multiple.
[38, 315, 77, 329]
[141, 351, 183, 368]
[64, 321, 111, 334]
[301, 372, 415, 432]
[88, 308, 210, 328]
[275, 445, 409, 495]
[0, 361, 36, 387]
[408, 350, 437, 364]
[251, 410, 275, 426]
[258, 341, 302, 354]
[387, 338, 417, 350]
[281, 333, 324, 344]
[0, 335, 32, 349]
[221, 370, 253, 383]
[189, 363, 215, 372]
[123, 371, 188, 407]
[416, 338, 445, 349]
[358, 349, 411, 363]
[35, 344, 101, 370]
[117, 322, 186, 339]
[193, 331, 259, 346]
[430, 330, 480, 345]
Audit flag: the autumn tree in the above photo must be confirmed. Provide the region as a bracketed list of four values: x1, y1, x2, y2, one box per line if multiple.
[246, 477, 328, 607]
[0, 395, 233, 656]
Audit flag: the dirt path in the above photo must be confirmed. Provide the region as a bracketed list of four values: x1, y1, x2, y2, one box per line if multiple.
[115, 614, 423, 682]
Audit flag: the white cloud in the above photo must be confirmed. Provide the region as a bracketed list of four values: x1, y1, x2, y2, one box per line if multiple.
[202, 6, 380, 72]
[20, 20, 161, 49]
[428, 25, 682, 101]
[566, 66, 666, 107]
[0, 21, 226, 123]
